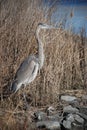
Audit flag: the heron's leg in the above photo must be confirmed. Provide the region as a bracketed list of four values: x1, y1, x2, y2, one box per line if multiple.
[23, 92, 29, 110]
[22, 85, 29, 110]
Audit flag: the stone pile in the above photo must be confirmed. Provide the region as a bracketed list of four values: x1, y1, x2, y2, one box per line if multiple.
[32, 95, 87, 130]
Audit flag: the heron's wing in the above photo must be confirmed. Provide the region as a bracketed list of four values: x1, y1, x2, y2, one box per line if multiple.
[15, 56, 39, 83]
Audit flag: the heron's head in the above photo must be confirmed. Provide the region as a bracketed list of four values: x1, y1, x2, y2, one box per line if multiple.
[38, 23, 55, 29]
[10, 80, 18, 93]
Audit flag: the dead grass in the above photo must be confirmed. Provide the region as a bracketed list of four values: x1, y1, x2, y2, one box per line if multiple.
[0, 0, 87, 129]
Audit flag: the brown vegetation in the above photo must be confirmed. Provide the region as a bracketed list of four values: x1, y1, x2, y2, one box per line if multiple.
[0, 0, 87, 129]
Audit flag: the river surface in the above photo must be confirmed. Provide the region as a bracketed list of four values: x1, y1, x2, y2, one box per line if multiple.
[43, 0, 87, 36]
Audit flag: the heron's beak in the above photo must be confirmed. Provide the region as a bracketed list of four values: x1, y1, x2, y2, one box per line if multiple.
[50, 25, 56, 29]
[45, 25, 56, 29]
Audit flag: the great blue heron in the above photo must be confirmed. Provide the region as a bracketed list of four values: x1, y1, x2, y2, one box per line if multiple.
[10, 23, 54, 93]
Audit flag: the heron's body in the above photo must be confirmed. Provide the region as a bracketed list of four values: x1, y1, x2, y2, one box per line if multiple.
[15, 55, 39, 83]
[13, 55, 39, 92]
[11, 23, 54, 93]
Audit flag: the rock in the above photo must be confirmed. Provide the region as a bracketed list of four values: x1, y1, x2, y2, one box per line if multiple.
[76, 112, 87, 120]
[48, 114, 62, 122]
[63, 105, 79, 114]
[36, 121, 60, 130]
[84, 122, 87, 130]
[82, 95, 87, 105]
[46, 121, 61, 130]
[71, 122, 84, 130]
[61, 95, 77, 102]
[67, 114, 74, 123]
[79, 106, 87, 115]
[62, 114, 74, 130]
[74, 114, 84, 125]
[62, 113, 85, 130]
[46, 106, 55, 116]
[63, 120, 71, 129]
[69, 100, 80, 107]
[34, 111, 47, 121]
[36, 121, 47, 128]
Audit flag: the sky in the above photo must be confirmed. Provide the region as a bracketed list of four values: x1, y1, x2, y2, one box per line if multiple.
[43, 0, 87, 36]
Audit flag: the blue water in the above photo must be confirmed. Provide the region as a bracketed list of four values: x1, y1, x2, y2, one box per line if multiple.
[43, 0, 87, 5]
[56, 0, 87, 5]
[43, 0, 87, 36]
[52, 5, 87, 35]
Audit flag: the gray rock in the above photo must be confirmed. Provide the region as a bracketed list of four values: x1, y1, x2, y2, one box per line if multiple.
[69, 100, 80, 107]
[67, 114, 75, 123]
[63, 105, 79, 114]
[37, 121, 60, 130]
[66, 113, 84, 124]
[47, 106, 55, 116]
[63, 120, 71, 129]
[48, 114, 62, 121]
[74, 114, 84, 124]
[79, 106, 87, 115]
[34, 111, 47, 121]
[84, 122, 87, 130]
[61, 95, 77, 102]
[46, 121, 61, 130]
[77, 112, 87, 120]
[71, 122, 84, 130]
[36, 121, 47, 128]
[82, 95, 87, 105]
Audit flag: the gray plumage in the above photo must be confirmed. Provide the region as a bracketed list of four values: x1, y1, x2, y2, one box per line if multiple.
[10, 23, 55, 93]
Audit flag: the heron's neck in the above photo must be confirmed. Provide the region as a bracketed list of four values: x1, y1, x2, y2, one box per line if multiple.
[36, 27, 44, 69]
